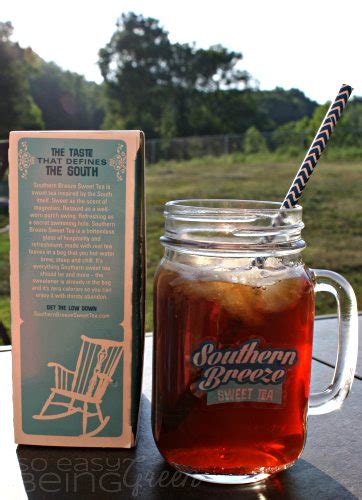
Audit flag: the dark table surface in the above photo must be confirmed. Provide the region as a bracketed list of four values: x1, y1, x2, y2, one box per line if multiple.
[1, 316, 361, 499]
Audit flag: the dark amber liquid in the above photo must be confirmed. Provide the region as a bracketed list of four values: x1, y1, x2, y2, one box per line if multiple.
[152, 264, 315, 476]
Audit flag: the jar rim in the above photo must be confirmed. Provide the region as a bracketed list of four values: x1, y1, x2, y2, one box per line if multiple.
[164, 199, 302, 218]
[162, 199, 304, 256]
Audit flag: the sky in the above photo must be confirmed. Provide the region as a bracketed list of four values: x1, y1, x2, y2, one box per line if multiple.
[2, 0, 361, 103]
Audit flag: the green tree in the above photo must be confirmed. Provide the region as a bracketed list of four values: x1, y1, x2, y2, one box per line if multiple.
[271, 116, 310, 150]
[248, 87, 317, 129]
[271, 98, 362, 152]
[99, 12, 250, 138]
[243, 126, 269, 154]
[0, 21, 43, 138]
[185, 90, 271, 136]
[335, 98, 362, 147]
[29, 60, 104, 130]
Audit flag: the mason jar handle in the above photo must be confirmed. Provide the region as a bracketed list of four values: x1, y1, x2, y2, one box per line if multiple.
[309, 269, 358, 415]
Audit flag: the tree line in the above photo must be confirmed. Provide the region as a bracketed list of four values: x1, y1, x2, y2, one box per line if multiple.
[1, 14, 361, 147]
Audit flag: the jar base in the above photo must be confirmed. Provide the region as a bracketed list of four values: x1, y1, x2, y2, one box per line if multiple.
[184, 471, 270, 485]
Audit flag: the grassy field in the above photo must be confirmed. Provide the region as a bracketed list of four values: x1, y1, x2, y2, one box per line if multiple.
[0, 156, 361, 338]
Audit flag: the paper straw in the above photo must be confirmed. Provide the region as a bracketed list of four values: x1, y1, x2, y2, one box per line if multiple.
[254, 84, 353, 265]
[282, 84, 353, 209]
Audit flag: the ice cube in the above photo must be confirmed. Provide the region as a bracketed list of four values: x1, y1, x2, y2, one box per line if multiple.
[258, 277, 308, 313]
[173, 279, 264, 326]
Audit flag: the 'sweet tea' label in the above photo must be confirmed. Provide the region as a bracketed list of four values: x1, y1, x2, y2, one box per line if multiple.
[191, 339, 298, 405]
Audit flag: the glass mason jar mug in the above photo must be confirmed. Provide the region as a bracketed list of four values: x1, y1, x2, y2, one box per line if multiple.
[152, 200, 358, 485]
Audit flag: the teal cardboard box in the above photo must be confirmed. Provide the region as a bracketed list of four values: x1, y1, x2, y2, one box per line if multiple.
[9, 131, 145, 447]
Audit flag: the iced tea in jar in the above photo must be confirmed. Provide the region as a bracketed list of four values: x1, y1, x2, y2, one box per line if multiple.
[152, 200, 358, 484]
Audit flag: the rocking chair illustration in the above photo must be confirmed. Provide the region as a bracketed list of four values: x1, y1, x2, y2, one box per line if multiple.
[33, 335, 124, 437]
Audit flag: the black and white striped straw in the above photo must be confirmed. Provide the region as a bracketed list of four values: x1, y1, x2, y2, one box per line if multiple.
[254, 84, 354, 264]
[282, 84, 353, 209]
